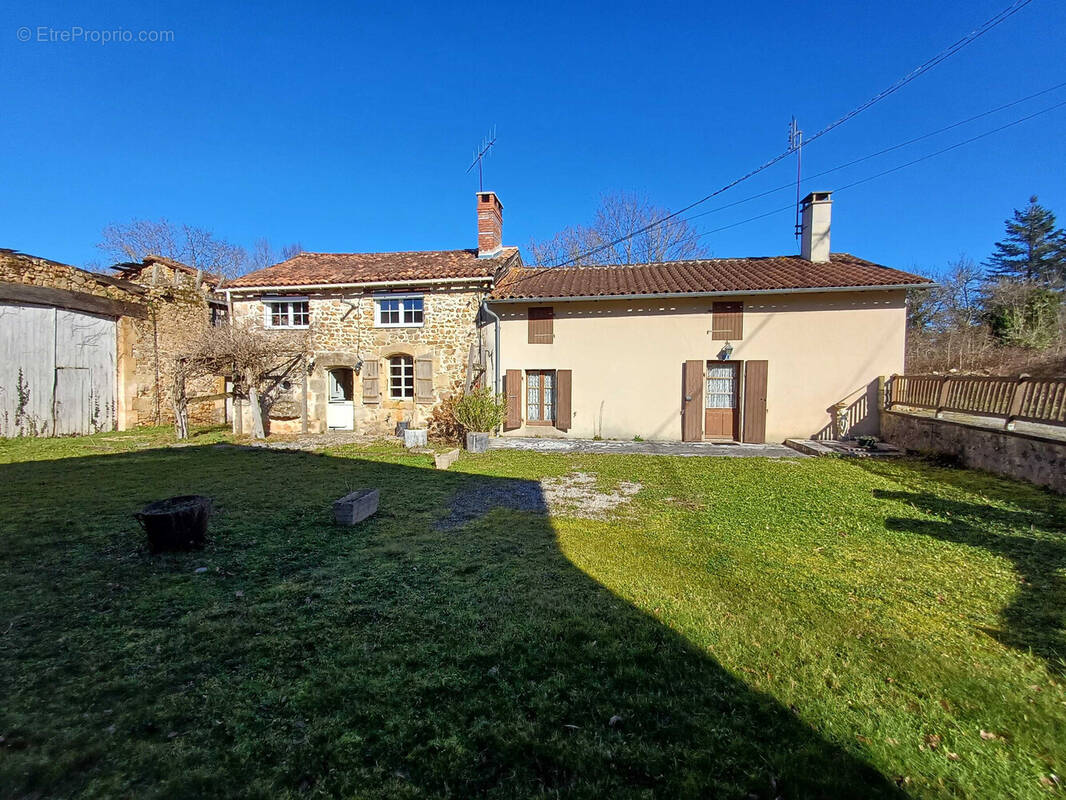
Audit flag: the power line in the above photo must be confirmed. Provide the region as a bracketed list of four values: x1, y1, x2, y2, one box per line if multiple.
[501, 95, 1066, 295]
[551, 0, 1038, 267]
[673, 98, 1066, 250]
[680, 80, 1066, 226]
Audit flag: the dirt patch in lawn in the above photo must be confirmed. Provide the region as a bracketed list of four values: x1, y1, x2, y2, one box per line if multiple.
[437, 471, 641, 529]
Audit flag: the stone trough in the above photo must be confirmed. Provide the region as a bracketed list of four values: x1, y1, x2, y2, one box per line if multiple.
[333, 488, 380, 526]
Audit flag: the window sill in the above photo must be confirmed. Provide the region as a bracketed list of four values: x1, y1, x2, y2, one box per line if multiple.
[375, 323, 425, 329]
[266, 325, 310, 330]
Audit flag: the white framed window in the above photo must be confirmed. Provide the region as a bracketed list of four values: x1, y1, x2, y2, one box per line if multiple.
[375, 294, 424, 327]
[389, 355, 415, 398]
[263, 297, 310, 329]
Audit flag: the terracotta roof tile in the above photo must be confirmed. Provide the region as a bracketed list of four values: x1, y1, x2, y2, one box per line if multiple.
[225, 247, 519, 289]
[489, 253, 932, 300]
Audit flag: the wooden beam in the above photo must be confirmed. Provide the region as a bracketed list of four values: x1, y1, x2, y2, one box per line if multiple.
[0, 281, 148, 319]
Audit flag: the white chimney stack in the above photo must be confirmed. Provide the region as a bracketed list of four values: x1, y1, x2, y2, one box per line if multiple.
[800, 191, 832, 263]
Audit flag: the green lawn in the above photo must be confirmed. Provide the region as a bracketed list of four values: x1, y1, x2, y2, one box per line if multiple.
[0, 429, 1063, 798]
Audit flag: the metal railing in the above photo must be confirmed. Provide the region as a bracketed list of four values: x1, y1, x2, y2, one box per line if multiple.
[886, 373, 1066, 430]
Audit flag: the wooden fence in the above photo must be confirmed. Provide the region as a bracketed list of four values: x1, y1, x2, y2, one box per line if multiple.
[886, 374, 1066, 430]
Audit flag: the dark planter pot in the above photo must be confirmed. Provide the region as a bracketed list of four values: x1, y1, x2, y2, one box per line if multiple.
[465, 432, 490, 453]
[135, 495, 212, 553]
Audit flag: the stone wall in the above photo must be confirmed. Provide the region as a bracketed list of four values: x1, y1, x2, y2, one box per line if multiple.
[123, 263, 226, 427]
[231, 287, 486, 435]
[0, 251, 141, 303]
[882, 410, 1066, 493]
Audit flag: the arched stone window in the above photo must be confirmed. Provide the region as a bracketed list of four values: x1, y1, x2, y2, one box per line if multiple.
[388, 355, 414, 399]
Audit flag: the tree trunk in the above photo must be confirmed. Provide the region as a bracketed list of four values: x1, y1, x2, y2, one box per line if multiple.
[247, 379, 266, 439]
[172, 367, 189, 440]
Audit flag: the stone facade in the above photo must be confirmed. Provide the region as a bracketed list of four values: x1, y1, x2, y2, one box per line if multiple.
[230, 285, 488, 435]
[882, 410, 1066, 493]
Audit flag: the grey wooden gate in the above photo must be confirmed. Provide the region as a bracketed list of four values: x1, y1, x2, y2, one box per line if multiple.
[0, 303, 117, 436]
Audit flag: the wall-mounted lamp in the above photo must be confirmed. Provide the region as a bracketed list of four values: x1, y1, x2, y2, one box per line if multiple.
[353, 358, 364, 375]
[720, 341, 734, 360]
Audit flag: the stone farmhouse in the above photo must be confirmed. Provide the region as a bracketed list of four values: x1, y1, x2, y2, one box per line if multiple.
[224, 190, 931, 442]
[222, 193, 521, 435]
[1, 190, 932, 443]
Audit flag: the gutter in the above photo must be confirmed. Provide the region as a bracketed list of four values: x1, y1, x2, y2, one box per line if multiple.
[480, 300, 502, 396]
[224, 276, 495, 294]
[487, 282, 936, 304]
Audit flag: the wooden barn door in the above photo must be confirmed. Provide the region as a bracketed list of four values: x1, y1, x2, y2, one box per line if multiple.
[681, 360, 703, 441]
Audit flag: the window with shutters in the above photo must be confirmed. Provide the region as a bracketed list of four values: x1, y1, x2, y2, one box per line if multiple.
[528, 307, 554, 344]
[388, 355, 415, 398]
[526, 370, 555, 424]
[375, 294, 424, 327]
[711, 301, 743, 340]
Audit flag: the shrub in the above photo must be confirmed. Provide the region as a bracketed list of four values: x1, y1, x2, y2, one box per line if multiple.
[452, 387, 506, 433]
[427, 389, 464, 444]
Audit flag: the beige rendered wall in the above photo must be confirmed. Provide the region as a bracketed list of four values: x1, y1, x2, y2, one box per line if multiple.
[494, 290, 907, 442]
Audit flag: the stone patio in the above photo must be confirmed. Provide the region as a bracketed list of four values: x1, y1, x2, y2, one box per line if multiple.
[489, 437, 803, 458]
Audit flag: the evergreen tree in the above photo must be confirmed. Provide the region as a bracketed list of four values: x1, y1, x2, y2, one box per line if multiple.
[985, 195, 1066, 286]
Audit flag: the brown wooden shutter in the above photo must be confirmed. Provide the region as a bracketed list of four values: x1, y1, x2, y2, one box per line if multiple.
[555, 369, 572, 431]
[504, 369, 522, 430]
[711, 301, 743, 340]
[742, 360, 768, 443]
[527, 307, 554, 344]
[362, 359, 380, 404]
[681, 360, 703, 441]
[414, 353, 434, 404]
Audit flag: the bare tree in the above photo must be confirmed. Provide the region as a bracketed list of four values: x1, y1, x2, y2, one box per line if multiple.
[172, 319, 312, 439]
[97, 219, 248, 278]
[249, 238, 305, 271]
[529, 191, 710, 266]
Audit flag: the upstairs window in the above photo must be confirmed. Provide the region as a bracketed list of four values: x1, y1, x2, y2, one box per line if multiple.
[376, 294, 424, 327]
[264, 297, 309, 329]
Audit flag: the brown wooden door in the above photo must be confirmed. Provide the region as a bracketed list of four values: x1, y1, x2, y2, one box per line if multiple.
[704, 362, 739, 440]
[681, 360, 704, 441]
[742, 360, 768, 443]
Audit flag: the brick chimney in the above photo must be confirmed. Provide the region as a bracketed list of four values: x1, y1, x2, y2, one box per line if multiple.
[477, 191, 503, 257]
[800, 191, 832, 263]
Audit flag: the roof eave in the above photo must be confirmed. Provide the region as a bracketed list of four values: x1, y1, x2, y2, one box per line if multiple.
[488, 282, 935, 304]
[224, 275, 497, 293]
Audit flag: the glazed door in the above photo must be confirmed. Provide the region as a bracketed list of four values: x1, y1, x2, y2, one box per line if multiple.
[327, 368, 354, 430]
[704, 362, 739, 440]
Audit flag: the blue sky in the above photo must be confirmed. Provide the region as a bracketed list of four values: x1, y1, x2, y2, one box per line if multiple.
[1, 0, 1063, 276]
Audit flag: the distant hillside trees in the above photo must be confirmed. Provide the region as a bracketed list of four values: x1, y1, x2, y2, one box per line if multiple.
[907, 196, 1065, 375]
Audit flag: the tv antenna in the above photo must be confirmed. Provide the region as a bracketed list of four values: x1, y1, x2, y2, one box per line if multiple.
[788, 117, 803, 238]
[466, 127, 497, 192]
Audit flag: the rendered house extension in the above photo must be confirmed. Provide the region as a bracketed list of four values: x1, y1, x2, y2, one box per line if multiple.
[487, 193, 932, 443]
[223, 193, 520, 434]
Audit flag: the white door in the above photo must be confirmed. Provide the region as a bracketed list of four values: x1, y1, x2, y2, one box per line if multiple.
[327, 368, 354, 430]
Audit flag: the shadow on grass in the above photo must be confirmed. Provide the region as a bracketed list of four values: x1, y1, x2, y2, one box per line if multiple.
[870, 476, 1066, 675]
[0, 445, 899, 798]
